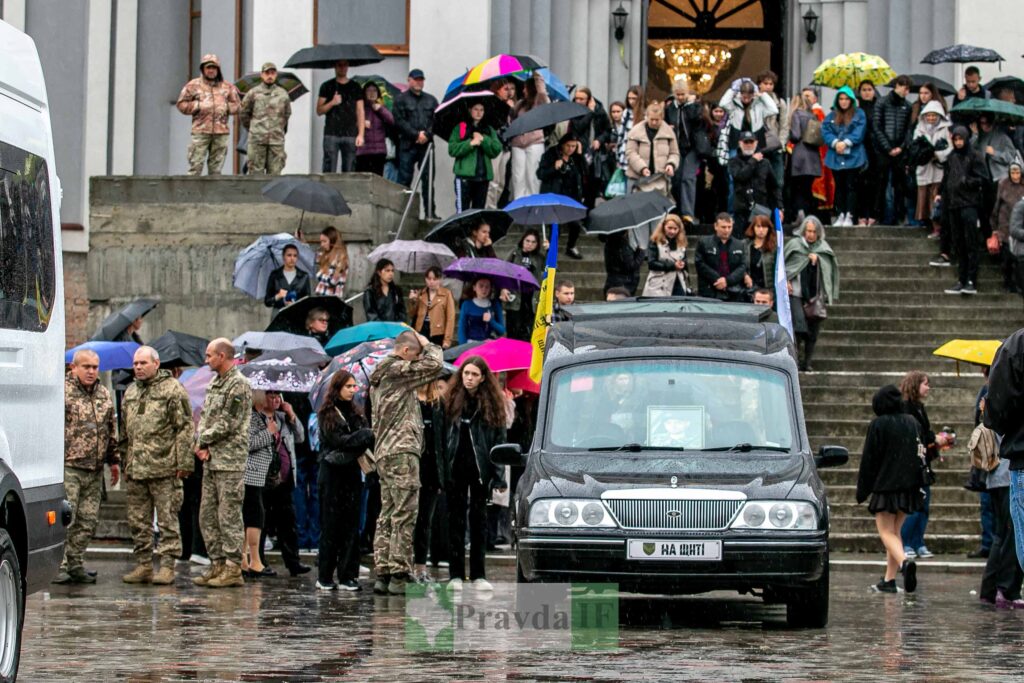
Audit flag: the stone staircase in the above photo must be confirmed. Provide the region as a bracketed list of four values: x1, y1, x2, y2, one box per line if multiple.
[553, 223, 1024, 554]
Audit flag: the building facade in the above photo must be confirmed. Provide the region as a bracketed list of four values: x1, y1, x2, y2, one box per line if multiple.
[4, 0, 1023, 247]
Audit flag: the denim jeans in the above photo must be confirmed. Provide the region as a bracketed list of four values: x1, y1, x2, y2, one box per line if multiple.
[292, 456, 320, 549]
[1009, 470, 1024, 571]
[323, 135, 356, 173]
[901, 485, 930, 550]
[981, 490, 995, 550]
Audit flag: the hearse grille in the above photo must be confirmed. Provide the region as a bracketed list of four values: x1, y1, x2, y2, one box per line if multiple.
[604, 498, 742, 531]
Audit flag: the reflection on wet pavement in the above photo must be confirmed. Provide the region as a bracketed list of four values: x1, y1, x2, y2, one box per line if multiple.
[22, 558, 1024, 681]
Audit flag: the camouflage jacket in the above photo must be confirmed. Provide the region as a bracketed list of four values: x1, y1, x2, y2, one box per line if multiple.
[240, 82, 291, 145]
[65, 376, 120, 471]
[176, 77, 241, 135]
[197, 366, 252, 471]
[369, 344, 443, 458]
[121, 370, 194, 480]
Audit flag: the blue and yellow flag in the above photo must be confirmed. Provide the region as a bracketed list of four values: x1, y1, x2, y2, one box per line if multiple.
[528, 223, 560, 383]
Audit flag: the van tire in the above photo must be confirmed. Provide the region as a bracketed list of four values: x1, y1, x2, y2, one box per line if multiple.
[0, 529, 23, 682]
[785, 559, 829, 629]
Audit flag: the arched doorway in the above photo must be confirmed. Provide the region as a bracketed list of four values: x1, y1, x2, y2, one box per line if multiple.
[645, 0, 786, 102]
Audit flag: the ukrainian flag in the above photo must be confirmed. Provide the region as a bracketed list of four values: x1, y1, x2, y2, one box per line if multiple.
[528, 223, 560, 383]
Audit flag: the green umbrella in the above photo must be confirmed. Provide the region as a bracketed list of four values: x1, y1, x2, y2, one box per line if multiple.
[951, 97, 1024, 124]
[351, 75, 402, 110]
[234, 72, 309, 102]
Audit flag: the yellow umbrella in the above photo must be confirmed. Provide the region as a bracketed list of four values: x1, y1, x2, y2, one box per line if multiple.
[932, 339, 1002, 375]
[812, 53, 897, 91]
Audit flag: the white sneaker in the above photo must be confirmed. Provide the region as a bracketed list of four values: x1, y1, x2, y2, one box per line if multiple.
[315, 580, 338, 591]
[841, 213, 853, 226]
[189, 554, 211, 566]
[472, 578, 494, 591]
[447, 578, 464, 591]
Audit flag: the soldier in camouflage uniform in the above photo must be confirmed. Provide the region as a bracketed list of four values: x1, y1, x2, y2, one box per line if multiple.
[241, 62, 291, 175]
[52, 350, 121, 585]
[368, 330, 443, 595]
[193, 338, 252, 588]
[176, 53, 241, 175]
[120, 347, 195, 586]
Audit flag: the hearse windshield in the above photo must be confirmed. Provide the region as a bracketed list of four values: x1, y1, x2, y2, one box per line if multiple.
[545, 359, 795, 452]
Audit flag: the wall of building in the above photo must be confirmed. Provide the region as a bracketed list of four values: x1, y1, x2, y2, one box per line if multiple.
[63, 252, 90, 348]
[955, 0, 1024, 83]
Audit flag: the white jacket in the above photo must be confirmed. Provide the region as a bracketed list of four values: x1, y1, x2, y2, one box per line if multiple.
[912, 101, 952, 185]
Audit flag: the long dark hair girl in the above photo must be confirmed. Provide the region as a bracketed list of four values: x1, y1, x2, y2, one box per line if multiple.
[318, 370, 364, 428]
[369, 258, 401, 296]
[444, 356, 506, 428]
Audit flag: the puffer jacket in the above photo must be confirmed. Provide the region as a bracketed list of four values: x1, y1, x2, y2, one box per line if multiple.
[872, 90, 912, 153]
[624, 121, 681, 180]
[910, 101, 953, 185]
[856, 385, 926, 503]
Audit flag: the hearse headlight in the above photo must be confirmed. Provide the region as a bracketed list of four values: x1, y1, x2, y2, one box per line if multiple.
[528, 499, 617, 528]
[731, 501, 818, 530]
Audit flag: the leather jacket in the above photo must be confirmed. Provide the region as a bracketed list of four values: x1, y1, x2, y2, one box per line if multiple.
[264, 267, 312, 309]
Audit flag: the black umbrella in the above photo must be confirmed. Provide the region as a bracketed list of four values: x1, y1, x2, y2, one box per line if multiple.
[501, 101, 590, 142]
[266, 295, 353, 337]
[284, 44, 384, 69]
[586, 192, 675, 235]
[921, 44, 1005, 65]
[261, 177, 351, 233]
[234, 72, 309, 102]
[885, 74, 956, 97]
[432, 91, 511, 140]
[90, 298, 159, 342]
[112, 329, 209, 389]
[985, 76, 1024, 103]
[443, 340, 484, 363]
[424, 209, 514, 246]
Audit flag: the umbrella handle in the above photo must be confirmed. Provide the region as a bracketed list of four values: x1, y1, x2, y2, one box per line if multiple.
[299, 210, 305, 235]
[542, 224, 547, 243]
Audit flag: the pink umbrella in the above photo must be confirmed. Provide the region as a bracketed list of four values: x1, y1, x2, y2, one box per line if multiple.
[506, 369, 540, 394]
[455, 337, 532, 373]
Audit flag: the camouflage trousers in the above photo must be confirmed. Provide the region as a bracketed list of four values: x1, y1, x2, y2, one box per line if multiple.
[248, 142, 286, 175]
[199, 468, 245, 564]
[61, 466, 104, 571]
[126, 475, 183, 567]
[373, 452, 420, 576]
[187, 133, 229, 175]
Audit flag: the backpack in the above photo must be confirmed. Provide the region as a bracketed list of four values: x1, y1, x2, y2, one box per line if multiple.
[801, 117, 824, 147]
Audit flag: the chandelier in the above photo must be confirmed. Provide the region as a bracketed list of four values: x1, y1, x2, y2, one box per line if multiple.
[653, 42, 733, 94]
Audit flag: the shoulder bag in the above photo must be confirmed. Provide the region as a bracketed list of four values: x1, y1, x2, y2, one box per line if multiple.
[801, 117, 824, 147]
[802, 266, 827, 321]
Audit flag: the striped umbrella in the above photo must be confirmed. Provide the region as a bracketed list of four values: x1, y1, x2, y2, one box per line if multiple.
[812, 53, 896, 91]
[463, 54, 540, 87]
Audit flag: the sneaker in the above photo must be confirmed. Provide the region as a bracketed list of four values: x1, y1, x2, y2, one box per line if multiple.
[436, 561, 450, 568]
[339, 579, 361, 592]
[915, 546, 934, 559]
[447, 578, 464, 592]
[962, 282, 977, 295]
[930, 255, 952, 267]
[900, 558, 917, 593]
[995, 590, 1013, 609]
[51, 570, 72, 585]
[943, 283, 964, 295]
[927, 229, 941, 240]
[414, 571, 432, 585]
[566, 247, 583, 260]
[190, 554, 211, 566]
[903, 547, 916, 559]
[315, 580, 338, 591]
[867, 218, 877, 226]
[372, 575, 390, 595]
[471, 578, 494, 591]
[872, 578, 898, 593]
[967, 547, 990, 559]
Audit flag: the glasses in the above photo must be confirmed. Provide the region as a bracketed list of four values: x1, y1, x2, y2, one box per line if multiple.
[314, 317, 329, 323]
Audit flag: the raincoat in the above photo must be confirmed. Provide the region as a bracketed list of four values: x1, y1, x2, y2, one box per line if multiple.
[822, 86, 867, 171]
[784, 216, 839, 305]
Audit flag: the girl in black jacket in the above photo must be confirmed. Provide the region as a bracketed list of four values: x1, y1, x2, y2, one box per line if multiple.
[856, 384, 925, 594]
[412, 379, 447, 584]
[362, 259, 407, 322]
[316, 370, 375, 591]
[442, 356, 508, 590]
[899, 371, 950, 560]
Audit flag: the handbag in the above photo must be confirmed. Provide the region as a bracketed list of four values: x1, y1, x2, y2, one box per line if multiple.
[802, 267, 827, 321]
[963, 465, 987, 492]
[605, 167, 627, 198]
[986, 233, 1001, 256]
[801, 117, 824, 147]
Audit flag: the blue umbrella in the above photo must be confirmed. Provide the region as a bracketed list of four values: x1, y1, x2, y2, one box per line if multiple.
[324, 322, 408, 356]
[504, 193, 588, 226]
[65, 341, 140, 371]
[535, 68, 571, 102]
[233, 233, 318, 300]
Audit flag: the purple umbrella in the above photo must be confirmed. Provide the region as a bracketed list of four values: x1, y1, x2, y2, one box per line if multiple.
[443, 257, 540, 293]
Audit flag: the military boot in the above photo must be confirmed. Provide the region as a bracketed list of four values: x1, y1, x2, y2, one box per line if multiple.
[192, 561, 224, 587]
[151, 565, 176, 585]
[122, 565, 153, 584]
[372, 574, 391, 595]
[208, 561, 245, 588]
[68, 567, 97, 584]
[387, 573, 408, 596]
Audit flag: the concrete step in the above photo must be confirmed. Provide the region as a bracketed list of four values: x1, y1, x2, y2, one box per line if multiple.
[819, 467, 967, 487]
[836, 265, 1003, 282]
[801, 386, 981, 405]
[837, 291, 1021, 306]
[826, 303, 1021, 320]
[830, 515, 980, 535]
[807, 358, 986, 373]
[823, 317, 1013, 334]
[805, 401, 973, 422]
[799, 372, 985, 388]
[827, 485, 986, 506]
[839, 278, 1015, 293]
[810, 343, 983, 362]
[828, 533, 978, 554]
[806, 418, 974, 438]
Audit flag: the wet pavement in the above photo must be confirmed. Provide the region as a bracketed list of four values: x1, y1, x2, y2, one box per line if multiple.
[22, 558, 1024, 681]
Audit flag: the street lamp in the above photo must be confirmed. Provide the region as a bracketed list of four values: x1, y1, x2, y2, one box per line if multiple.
[802, 8, 819, 46]
[612, 2, 629, 43]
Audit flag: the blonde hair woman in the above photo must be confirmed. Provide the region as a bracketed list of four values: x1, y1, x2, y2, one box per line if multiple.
[315, 226, 349, 297]
[642, 214, 690, 296]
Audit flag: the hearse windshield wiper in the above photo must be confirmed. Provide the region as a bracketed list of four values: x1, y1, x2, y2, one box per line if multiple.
[702, 443, 790, 453]
[586, 443, 683, 452]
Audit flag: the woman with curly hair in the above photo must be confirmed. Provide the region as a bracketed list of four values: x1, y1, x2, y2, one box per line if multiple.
[441, 357, 508, 591]
[642, 214, 690, 297]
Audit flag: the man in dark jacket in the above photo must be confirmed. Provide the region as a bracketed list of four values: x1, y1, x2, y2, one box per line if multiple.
[872, 75, 913, 224]
[727, 131, 781, 236]
[984, 328, 1024, 565]
[695, 213, 747, 301]
[664, 83, 707, 220]
[942, 126, 989, 294]
[538, 132, 586, 259]
[394, 69, 438, 218]
[264, 244, 311, 309]
[600, 232, 645, 296]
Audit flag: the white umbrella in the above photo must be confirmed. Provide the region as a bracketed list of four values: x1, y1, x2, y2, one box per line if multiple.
[366, 240, 457, 274]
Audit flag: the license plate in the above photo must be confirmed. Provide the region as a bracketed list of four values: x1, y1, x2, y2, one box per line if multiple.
[627, 539, 722, 561]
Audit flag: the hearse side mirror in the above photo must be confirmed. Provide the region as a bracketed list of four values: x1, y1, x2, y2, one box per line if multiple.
[815, 445, 849, 469]
[490, 443, 525, 467]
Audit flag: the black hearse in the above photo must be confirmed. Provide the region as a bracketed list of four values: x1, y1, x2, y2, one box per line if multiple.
[492, 303, 848, 628]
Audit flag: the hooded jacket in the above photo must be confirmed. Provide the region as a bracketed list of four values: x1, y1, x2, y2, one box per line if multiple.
[942, 126, 989, 210]
[175, 54, 241, 135]
[718, 82, 779, 150]
[910, 100, 953, 185]
[856, 385, 927, 503]
[822, 86, 868, 171]
[974, 125, 1020, 182]
[368, 344, 444, 457]
[985, 329, 1024, 468]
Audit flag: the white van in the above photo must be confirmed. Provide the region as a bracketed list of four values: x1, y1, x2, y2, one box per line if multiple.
[0, 18, 71, 680]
